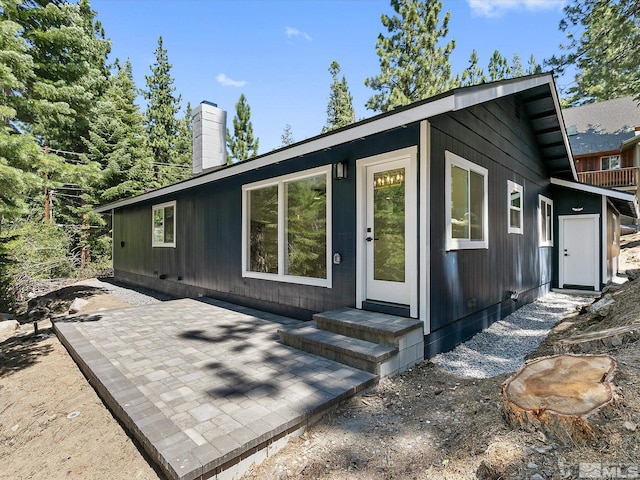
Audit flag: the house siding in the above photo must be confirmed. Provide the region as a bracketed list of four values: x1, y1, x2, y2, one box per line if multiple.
[424, 95, 554, 356]
[113, 126, 420, 319]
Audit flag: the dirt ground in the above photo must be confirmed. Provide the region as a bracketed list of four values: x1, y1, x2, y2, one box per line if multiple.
[2, 234, 640, 480]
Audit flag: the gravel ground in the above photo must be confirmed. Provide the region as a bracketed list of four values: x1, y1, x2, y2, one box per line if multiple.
[76, 277, 173, 306]
[430, 292, 593, 378]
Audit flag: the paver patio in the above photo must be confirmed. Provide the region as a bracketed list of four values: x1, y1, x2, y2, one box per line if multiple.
[54, 297, 376, 480]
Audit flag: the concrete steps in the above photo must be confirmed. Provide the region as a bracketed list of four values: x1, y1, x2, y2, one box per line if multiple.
[278, 308, 424, 377]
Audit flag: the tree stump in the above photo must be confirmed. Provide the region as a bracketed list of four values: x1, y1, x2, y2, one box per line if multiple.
[502, 354, 617, 443]
[554, 324, 640, 354]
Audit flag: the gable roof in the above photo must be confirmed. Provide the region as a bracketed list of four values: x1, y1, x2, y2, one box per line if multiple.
[551, 177, 640, 218]
[563, 96, 640, 156]
[96, 73, 575, 213]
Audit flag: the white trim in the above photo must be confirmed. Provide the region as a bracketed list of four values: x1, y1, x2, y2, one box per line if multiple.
[445, 151, 489, 250]
[241, 165, 332, 288]
[559, 214, 600, 290]
[96, 74, 568, 214]
[507, 180, 524, 235]
[602, 195, 607, 285]
[152, 201, 177, 248]
[111, 208, 115, 268]
[550, 177, 637, 202]
[419, 120, 431, 334]
[538, 195, 554, 247]
[355, 147, 418, 316]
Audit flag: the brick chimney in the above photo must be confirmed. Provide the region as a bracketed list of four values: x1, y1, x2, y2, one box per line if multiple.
[192, 101, 227, 175]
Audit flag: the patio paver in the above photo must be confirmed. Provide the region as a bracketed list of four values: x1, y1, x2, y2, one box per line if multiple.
[54, 297, 376, 480]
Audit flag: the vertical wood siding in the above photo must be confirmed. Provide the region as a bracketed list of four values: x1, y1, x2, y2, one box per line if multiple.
[426, 95, 554, 354]
[113, 126, 419, 320]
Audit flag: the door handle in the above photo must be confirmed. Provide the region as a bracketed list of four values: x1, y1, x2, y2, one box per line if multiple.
[366, 236, 379, 242]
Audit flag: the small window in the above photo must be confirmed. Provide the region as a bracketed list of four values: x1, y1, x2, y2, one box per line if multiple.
[445, 151, 488, 250]
[508, 181, 523, 235]
[242, 166, 331, 287]
[539, 195, 553, 247]
[152, 201, 176, 247]
[601, 155, 620, 170]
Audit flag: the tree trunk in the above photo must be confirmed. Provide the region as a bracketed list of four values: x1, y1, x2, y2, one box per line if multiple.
[554, 324, 640, 354]
[502, 354, 617, 444]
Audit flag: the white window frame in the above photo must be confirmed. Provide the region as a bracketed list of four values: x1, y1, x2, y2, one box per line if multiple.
[539, 195, 554, 247]
[601, 155, 620, 170]
[445, 151, 489, 250]
[152, 201, 176, 248]
[507, 180, 523, 235]
[241, 165, 332, 287]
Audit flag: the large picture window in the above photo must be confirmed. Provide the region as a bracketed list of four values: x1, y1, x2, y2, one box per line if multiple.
[152, 201, 176, 247]
[508, 180, 523, 234]
[539, 195, 553, 247]
[243, 166, 331, 287]
[445, 151, 488, 250]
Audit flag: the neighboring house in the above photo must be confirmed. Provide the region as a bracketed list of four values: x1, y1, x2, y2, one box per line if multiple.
[95, 73, 637, 358]
[563, 97, 640, 204]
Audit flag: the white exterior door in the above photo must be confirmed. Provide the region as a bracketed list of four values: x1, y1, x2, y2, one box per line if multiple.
[559, 215, 599, 290]
[356, 148, 417, 314]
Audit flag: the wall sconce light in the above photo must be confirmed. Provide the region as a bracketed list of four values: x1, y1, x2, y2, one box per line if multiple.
[334, 161, 348, 180]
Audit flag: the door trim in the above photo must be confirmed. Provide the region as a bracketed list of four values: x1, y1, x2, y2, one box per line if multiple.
[356, 146, 418, 317]
[559, 214, 600, 291]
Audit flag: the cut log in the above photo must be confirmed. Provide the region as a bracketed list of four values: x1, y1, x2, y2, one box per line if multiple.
[554, 324, 640, 354]
[502, 354, 617, 443]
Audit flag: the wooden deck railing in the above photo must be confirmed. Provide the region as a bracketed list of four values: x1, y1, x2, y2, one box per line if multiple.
[578, 167, 640, 188]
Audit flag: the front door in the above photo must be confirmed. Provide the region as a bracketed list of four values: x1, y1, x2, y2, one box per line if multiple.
[357, 149, 417, 312]
[560, 215, 599, 290]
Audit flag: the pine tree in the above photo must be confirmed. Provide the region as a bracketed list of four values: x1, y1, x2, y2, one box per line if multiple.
[487, 50, 510, 81]
[0, 12, 42, 225]
[226, 93, 259, 163]
[526, 54, 542, 75]
[460, 49, 486, 87]
[365, 0, 457, 112]
[280, 124, 294, 147]
[322, 60, 355, 132]
[173, 101, 193, 182]
[143, 36, 182, 186]
[547, 0, 639, 105]
[510, 53, 524, 78]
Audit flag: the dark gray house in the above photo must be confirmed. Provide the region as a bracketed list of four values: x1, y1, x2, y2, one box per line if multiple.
[95, 73, 638, 358]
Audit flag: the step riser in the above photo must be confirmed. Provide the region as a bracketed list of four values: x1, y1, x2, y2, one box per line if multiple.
[279, 331, 380, 374]
[316, 318, 397, 346]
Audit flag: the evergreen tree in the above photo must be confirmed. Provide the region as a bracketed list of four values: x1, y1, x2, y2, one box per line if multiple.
[547, 0, 639, 105]
[526, 54, 542, 75]
[322, 60, 355, 132]
[280, 124, 294, 147]
[173, 101, 192, 182]
[143, 36, 182, 185]
[0, 11, 42, 225]
[84, 59, 153, 203]
[365, 0, 457, 112]
[510, 53, 524, 78]
[487, 50, 510, 81]
[460, 49, 486, 87]
[226, 93, 259, 163]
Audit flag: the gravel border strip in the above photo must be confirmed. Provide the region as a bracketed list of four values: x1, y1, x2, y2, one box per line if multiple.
[430, 292, 592, 378]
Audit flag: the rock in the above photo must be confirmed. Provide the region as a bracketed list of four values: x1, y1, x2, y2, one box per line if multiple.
[530, 474, 545, 480]
[627, 269, 640, 281]
[528, 462, 539, 469]
[624, 421, 637, 432]
[0, 320, 19, 342]
[69, 298, 89, 314]
[587, 294, 614, 317]
[28, 306, 50, 322]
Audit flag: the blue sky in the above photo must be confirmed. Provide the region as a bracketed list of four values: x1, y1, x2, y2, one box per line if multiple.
[92, 0, 572, 153]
